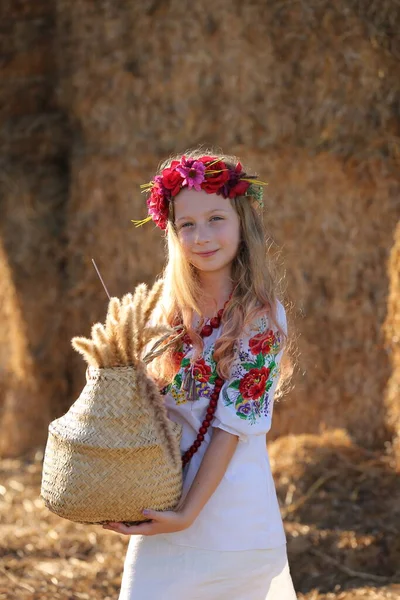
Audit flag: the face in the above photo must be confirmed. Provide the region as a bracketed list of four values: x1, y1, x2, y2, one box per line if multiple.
[173, 189, 241, 276]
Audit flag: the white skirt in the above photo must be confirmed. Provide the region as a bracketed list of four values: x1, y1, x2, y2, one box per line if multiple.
[118, 535, 297, 600]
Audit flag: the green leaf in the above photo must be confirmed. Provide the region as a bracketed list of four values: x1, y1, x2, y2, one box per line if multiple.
[229, 379, 241, 390]
[181, 358, 190, 368]
[209, 374, 217, 384]
[237, 412, 248, 420]
[175, 374, 182, 388]
[256, 354, 265, 368]
[242, 362, 257, 370]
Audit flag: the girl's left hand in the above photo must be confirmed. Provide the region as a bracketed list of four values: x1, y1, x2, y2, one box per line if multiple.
[101, 509, 191, 536]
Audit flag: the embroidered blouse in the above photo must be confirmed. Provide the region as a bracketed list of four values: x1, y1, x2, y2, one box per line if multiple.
[158, 299, 288, 551]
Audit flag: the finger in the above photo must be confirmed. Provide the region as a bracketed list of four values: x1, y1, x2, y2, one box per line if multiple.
[127, 521, 158, 535]
[102, 521, 119, 529]
[142, 509, 162, 521]
[102, 524, 124, 533]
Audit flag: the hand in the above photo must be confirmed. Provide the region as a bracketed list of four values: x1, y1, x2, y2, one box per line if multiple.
[102, 509, 192, 536]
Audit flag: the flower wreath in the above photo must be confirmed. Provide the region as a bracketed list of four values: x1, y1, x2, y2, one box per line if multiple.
[132, 155, 267, 230]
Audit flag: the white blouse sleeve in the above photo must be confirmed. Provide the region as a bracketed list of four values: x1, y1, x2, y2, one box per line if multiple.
[211, 300, 288, 443]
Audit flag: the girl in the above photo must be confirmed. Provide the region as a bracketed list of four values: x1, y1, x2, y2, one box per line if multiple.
[103, 150, 297, 599]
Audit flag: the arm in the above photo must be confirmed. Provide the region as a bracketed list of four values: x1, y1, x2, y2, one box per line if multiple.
[180, 427, 239, 524]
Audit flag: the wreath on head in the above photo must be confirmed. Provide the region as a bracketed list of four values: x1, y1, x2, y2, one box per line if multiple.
[132, 155, 267, 230]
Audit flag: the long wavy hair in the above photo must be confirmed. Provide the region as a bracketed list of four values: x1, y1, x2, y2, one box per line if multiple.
[147, 148, 295, 398]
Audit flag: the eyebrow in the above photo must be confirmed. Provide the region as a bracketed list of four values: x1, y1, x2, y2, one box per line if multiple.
[175, 208, 229, 223]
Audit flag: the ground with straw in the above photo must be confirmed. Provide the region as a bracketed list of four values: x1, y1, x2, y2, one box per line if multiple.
[1, 430, 399, 599]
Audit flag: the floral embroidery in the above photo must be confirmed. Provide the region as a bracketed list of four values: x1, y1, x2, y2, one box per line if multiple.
[197, 380, 213, 400]
[167, 316, 282, 418]
[167, 338, 219, 404]
[170, 386, 187, 405]
[222, 326, 282, 424]
[249, 329, 279, 355]
[192, 358, 212, 383]
[239, 366, 271, 400]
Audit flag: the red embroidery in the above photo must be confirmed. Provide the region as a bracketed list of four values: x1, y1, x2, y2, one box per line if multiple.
[239, 366, 270, 401]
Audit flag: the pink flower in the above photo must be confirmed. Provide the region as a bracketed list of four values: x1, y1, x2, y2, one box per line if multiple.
[176, 156, 206, 191]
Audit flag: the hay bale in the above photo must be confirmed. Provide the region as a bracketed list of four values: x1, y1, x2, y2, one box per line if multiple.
[0, 166, 69, 457]
[64, 155, 166, 396]
[0, 0, 71, 457]
[1, 0, 399, 455]
[54, 0, 399, 450]
[55, 0, 400, 159]
[247, 149, 399, 449]
[383, 221, 400, 467]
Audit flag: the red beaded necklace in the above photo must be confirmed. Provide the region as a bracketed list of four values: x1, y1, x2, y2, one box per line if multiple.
[180, 301, 229, 468]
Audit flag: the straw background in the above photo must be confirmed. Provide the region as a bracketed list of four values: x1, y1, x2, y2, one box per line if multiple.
[1, 2, 400, 599]
[1, 0, 399, 458]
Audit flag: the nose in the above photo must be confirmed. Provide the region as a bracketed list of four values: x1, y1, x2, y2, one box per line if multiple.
[194, 222, 211, 245]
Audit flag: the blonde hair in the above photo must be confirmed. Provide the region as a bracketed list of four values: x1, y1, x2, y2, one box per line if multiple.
[147, 148, 295, 397]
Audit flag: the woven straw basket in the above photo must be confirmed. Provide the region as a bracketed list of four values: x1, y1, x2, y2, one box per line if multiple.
[40, 281, 184, 524]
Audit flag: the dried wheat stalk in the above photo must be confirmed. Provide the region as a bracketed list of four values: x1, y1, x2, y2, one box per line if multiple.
[71, 281, 177, 368]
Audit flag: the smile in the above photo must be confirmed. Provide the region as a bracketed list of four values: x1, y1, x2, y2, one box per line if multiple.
[195, 250, 218, 257]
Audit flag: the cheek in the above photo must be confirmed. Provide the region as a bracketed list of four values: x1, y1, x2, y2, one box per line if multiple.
[177, 231, 193, 256]
[219, 224, 240, 253]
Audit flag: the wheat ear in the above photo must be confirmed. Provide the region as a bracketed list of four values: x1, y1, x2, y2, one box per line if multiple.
[133, 283, 148, 329]
[131, 285, 145, 358]
[91, 323, 113, 367]
[105, 297, 121, 334]
[103, 298, 125, 365]
[117, 304, 135, 365]
[121, 292, 134, 307]
[142, 279, 163, 326]
[105, 317, 125, 366]
[71, 337, 104, 367]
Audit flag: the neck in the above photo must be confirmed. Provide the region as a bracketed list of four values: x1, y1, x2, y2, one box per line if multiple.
[196, 270, 233, 318]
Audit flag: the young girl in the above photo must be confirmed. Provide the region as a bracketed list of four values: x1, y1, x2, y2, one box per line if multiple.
[103, 150, 297, 599]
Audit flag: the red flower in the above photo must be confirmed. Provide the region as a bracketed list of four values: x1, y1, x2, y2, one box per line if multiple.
[162, 162, 184, 196]
[192, 358, 212, 382]
[239, 366, 270, 400]
[199, 157, 230, 193]
[228, 179, 250, 198]
[147, 184, 169, 230]
[249, 330, 276, 355]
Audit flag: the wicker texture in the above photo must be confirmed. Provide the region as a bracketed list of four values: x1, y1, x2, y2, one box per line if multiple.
[40, 282, 183, 524]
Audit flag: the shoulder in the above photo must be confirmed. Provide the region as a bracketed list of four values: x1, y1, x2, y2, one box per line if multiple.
[245, 299, 287, 337]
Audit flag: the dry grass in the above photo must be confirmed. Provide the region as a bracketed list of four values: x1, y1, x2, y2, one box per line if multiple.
[1, 430, 399, 599]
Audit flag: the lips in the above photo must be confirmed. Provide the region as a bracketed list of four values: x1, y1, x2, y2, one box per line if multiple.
[195, 250, 218, 257]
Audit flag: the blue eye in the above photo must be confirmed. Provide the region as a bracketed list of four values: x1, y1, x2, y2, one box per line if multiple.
[180, 222, 193, 228]
[210, 216, 223, 222]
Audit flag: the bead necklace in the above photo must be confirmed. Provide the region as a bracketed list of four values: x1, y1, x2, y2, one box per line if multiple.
[180, 301, 229, 468]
